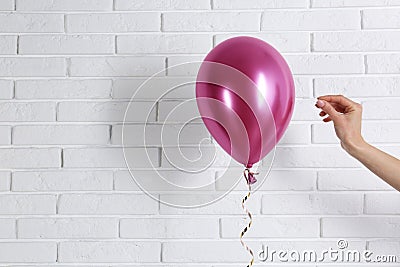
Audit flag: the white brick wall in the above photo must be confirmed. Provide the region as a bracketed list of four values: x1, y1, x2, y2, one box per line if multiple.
[16, 0, 113, 11]
[0, 0, 399, 265]
[261, 10, 361, 30]
[19, 35, 115, 55]
[0, 13, 64, 33]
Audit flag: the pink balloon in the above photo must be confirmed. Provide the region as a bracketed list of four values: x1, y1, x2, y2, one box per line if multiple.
[196, 36, 295, 169]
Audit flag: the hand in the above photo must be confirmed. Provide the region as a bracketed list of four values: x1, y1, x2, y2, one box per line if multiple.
[315, 95, 366, 155]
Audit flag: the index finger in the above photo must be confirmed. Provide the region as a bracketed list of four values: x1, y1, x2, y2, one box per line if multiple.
[317, 95, 357, 107]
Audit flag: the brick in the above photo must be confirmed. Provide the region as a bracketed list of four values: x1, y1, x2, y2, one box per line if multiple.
[294, 77, 312, 98]
[318, 169, 393, 191]
[261, 240, 366, 256]
[13, 125, 110, 145]
[220, 217, 319, 238]
[12, 170, 113, 191]
[63, 147, 159, 168]
[114, 170, 141, 191]
[312, 0, 400, 7]
[0, 57, 65, 77]
[0, 0, 14, 10]
[58, 194, 158, 214]
[115, 0, 210, 10]
[0, 35, 16, 54]
[314, 77, 400, 97]
[160, 146, 234, 170]
[322, 217, 400, 237]
[117, 34, 212, 54]
[162, 12, 261, 32]
[368, 240, 400, 255]
[19, 35, 114, 55]
[17, 0, 112, 11]
[120, 218, 218, 238]
[66, 13, 160, 33]
[0, 148, 60, 168]
[311, 123, 336, 144]
[164, 240, 367, 263]
[215, 33, 309, 52]
[19, 266, 112, 267]
[166, 55, 204, 76]
[162, 241, 253, 262]
[0, 219, 15, 238]
[158, 100, 200, 122]
[59, 241, 160, 263]
[160, 194, 261, 214]
[112, 77, 196, 99]
[111, 123, 210, 146]
[0, 172, 11, 191]
[114, 169, 215, 192]
[15, 79, 112, 99]
[286, 54, 363, 75]
[0, 242, 56, 262]
[279, 123, 310, 144]
[18, 218, 118, 238]
[213, 0, 308, 9]
[216, 169, 316, 191]
[0, 13, 63, 33]
[313, 122, 400, 143]
[273, 146, 361, 168]
[6, 265, 90, 267]
[0, 126, 11, 145]
[362, 99, 400, 119]
[365, 193, 400, 214]
[144, 265, 206, 267]
[262, 193, 363, 215]
[0, 194, 56, 214]
[363, 9, 400, 29]
[292, 99, 333, 121]
[69, 57, 165, 77]
[262, 10, 360, 31]
[57, 101, 156, 122]
[314, 31, 400, 52]
[0, 102, 55, 121]
[0, 80, 13, 99]
[367, 54, 400, 74]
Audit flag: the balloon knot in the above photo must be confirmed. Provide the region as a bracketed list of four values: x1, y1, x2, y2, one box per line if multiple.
[244, 168, 258, 185]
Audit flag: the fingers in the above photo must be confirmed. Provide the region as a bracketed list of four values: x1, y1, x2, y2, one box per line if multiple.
[316, 99, 340, 121]
[315, 100, 345, 113]
[315, 95, 362, 123]
[318, 108, 334, 122]
[317, 94, 358, 109]
[323, 116, 332, 122]
[328, 102, 346, 113]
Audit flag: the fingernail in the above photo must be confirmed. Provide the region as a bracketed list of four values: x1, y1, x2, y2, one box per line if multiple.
[316, 100, 325, 108]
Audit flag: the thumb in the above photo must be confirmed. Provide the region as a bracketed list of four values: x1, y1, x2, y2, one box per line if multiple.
[316, 100, 340, 122]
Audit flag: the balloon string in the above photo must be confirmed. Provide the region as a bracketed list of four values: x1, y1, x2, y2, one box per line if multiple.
[241, 169, 255, 267]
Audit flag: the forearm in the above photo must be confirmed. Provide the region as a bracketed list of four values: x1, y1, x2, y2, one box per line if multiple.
[347, 141, 400, 191]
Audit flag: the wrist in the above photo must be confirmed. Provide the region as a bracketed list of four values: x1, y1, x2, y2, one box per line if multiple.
[342, 137, 368, 158]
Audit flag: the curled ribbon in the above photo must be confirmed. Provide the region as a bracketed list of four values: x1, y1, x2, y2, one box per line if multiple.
[240, 168, 258, 267]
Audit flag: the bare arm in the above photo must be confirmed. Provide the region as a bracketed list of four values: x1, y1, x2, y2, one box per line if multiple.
[315, 95, 400, 191]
